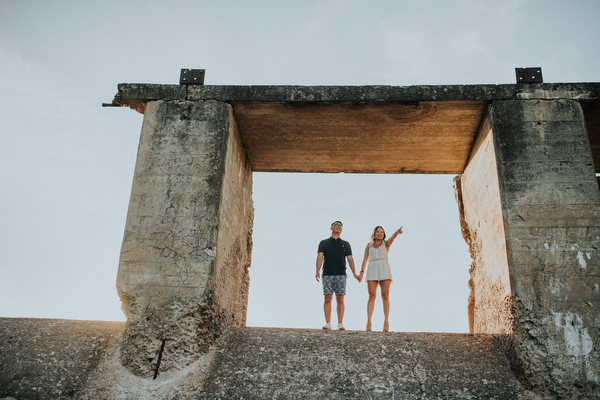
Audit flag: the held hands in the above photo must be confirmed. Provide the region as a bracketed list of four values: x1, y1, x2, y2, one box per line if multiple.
[353, 271, 364, 283]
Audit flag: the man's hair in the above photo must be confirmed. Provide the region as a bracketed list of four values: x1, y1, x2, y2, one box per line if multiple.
[331, 221, 343, 226]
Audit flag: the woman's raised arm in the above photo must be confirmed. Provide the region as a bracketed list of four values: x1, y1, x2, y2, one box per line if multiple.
[385, 227, 403, 250]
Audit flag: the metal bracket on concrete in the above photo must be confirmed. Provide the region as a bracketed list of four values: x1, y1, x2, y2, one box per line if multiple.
[180, 69, 205, 85]
[516, 67, 543, 83]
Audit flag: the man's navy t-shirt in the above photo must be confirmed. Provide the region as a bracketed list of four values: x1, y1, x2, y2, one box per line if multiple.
[318, 237, 352, 276]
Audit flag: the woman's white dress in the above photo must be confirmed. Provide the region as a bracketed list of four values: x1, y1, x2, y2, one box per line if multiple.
[366, 243, 393, 281]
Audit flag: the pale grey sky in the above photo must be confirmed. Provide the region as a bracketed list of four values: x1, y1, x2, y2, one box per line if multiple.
[1, 0, 599, 332]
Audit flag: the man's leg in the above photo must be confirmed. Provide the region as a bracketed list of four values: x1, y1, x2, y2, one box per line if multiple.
[334, 275, 347, 330]
[323, 294, 333, 329]
[336, 294, 345, 325]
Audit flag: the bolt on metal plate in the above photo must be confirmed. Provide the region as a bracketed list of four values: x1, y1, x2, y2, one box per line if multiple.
[180, 69, 205, 85]
[516, 67, 543, 83]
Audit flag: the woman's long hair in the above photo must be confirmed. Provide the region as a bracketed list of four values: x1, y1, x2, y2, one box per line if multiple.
[370, 226, 386, 242]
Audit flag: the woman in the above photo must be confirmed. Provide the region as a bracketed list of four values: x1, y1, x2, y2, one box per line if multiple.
[358, 225, 403, 332]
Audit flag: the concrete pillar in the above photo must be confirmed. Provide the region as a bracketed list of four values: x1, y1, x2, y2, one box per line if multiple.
[116, 100, 253, 378]
[462, 99, 600, 396]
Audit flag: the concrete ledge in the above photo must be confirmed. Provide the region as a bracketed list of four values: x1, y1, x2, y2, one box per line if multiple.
[201, 327, 527, 399]
[0, 318, 124, 400]
[109, 82, 600, 112]
[0, 318, 539, 399]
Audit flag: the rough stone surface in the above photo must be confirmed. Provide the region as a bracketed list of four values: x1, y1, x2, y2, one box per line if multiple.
[199, 327, 530, 400]
[116, 99, 253, 378]
[1, 319, 545, 399]
[0, 318, 124, 400]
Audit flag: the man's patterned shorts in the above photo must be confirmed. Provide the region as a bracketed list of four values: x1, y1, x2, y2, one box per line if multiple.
[322, 275, 347, 295]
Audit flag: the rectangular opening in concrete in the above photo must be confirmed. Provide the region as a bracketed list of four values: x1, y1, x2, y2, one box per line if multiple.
[110, 82, 600, 393]
[246, 172, 471, 332]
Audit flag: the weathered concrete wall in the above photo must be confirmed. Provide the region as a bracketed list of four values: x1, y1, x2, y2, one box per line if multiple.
[116, 100, 252, 378]
[213, 113, 253, 327]
[456, 112, 513, 337]
[1, 319, 537, 399]
[490, 99, 600, 397]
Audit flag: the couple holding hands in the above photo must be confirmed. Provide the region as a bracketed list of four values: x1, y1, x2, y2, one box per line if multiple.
[315, 221, 403, 332]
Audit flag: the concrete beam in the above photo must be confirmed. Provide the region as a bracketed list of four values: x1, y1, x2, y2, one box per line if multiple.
[111, 83, 600, 105]
[109, 84, 600, 174]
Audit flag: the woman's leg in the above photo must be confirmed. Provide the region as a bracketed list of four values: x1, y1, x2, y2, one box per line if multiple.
[380, 279, 392, 331]
[366, 281, 378, 331]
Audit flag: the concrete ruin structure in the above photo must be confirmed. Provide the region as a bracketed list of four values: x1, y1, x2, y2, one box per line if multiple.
[106, 80, 600, 397]
[2, 80, 599, 399]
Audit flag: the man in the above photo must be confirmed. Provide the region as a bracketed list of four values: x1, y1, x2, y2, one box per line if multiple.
[316, 221, 359, 330]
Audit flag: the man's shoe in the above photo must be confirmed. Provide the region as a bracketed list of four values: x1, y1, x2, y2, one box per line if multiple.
[322, 322, 332, 330]
[337, 323, 345, 330]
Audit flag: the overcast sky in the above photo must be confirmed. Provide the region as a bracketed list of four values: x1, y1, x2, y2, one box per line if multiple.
[1, 0, 599, 333]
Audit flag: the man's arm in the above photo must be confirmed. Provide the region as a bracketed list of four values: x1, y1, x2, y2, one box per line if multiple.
[316, 252, 324, 282]
[347, 255, 358, 280]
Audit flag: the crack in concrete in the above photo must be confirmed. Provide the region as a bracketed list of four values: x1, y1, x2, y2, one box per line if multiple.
[404, 338, 427, 399]
[153, 339, 167, 380]
[411, 355, 427, 399]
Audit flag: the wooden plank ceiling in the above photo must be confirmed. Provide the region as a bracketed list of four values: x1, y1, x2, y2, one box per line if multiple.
[231, 100, 489, 174]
